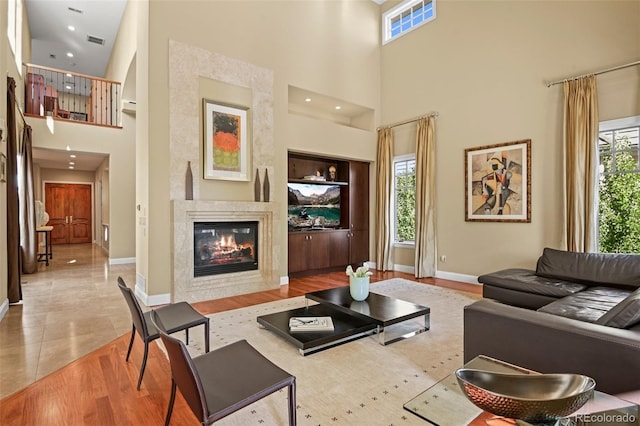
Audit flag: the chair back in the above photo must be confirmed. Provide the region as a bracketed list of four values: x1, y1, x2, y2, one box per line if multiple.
[150, 310, 209, 421]
[117, 276, 151, 339]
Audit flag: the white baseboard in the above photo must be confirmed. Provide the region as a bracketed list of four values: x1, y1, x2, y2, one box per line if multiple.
[0, 298, 8, 322]
[134, 273, 171, 306]
[280, 276, 289, 286]
[370, 261, 480, 285]
[435, 270, 480, 285]
[392, 264, 415, 274]
[109, 257, 136, 265]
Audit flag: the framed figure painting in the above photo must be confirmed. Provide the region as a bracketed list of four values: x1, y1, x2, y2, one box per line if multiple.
[465, 139, 531, 222]
[203, 99, 250, 181]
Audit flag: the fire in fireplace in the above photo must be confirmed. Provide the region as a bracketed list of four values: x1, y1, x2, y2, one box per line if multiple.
[193, 221, 258, 277]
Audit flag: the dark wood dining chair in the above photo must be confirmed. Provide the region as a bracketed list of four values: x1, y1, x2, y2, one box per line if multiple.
[117, 276, 210, 390]
[150, 310, 297, 426]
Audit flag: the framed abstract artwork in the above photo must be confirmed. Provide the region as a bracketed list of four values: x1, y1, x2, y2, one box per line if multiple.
[203, 99, 250, 181]
[465, 139, 531, 222]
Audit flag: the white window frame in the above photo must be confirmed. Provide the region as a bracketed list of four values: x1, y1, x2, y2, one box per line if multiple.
[597, 115, 640, 251]
[382, 0, 436, 45]
[7, 0, 23, 75]
[392, 154, 416, 247]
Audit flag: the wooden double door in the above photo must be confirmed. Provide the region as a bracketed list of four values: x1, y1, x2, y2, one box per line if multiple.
[45, 183, 92, 245]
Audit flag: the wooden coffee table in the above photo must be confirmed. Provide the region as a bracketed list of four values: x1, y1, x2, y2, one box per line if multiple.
[257, 286, 430, 355]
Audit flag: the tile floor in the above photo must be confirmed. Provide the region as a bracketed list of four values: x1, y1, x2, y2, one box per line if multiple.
[0, 243, 138, 398]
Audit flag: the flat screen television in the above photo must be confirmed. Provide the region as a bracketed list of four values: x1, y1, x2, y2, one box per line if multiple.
[287, 182, 341, 229]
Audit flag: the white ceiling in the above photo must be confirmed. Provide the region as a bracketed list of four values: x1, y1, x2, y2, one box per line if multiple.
[25, 0, 127, 78]
[32, 147, 108, 172]
[25, 0, 125, 172]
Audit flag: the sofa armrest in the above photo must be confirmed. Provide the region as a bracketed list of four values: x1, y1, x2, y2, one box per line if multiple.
[464, 299, 640, 394]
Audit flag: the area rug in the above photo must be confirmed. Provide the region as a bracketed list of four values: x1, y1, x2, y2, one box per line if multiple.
[173, 278, 480, 425]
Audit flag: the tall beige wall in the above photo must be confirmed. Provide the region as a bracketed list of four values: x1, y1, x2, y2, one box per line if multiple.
[381, 0, 640, 276]
[1, 0, 31, 312]
[28, 119, 135, 260]
[142, 1, 380, 297]
[1, 0, 9, 310]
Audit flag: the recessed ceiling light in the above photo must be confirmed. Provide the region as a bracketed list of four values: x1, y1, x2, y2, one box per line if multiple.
[69, 166, 75, 169]
[70, 154, 76, 158]
[68, 25, 75, 31]
[305, 98, 311, 102]
[335, 106, 342, 110]
[69, 161, 75, 165]
[67, 52, 74, 58]
[65, 85, 71, 90]
[66, 73, 72, 78]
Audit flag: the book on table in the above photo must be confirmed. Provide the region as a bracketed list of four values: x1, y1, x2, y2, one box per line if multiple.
[289, 316, 334, 332]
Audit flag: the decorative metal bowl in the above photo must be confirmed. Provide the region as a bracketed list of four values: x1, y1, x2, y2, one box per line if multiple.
[455, 369, 596, 423]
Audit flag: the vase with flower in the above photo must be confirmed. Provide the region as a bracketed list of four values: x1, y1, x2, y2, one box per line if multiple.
[346, 264, 372, 301]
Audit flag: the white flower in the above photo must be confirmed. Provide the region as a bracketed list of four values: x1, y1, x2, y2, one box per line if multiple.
[346, 264, 372, 278]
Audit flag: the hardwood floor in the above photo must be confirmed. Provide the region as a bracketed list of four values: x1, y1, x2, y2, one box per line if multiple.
[0, 270, 480, 425]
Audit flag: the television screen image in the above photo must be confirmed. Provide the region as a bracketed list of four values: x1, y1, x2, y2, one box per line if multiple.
[288, 183, 341, 229]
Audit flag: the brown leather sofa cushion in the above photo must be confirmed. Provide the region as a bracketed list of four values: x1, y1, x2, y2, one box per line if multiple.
[537, 287, 632, 323]
[536, 248, 640, 289]
[596, 287, 640, 329]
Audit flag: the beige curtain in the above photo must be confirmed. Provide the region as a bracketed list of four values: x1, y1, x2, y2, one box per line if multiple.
[414, 117, 436, 278]
[563, 76, 598, 252]
[375, 128, 394, 271]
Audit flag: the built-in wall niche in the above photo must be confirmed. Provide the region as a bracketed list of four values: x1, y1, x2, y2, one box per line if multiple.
[288, 85, 374, 131]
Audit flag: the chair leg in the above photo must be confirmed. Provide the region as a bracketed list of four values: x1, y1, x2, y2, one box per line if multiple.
[204, 320, 210, 353]
[136, 340, 150, 390]
[126, 324, 135, 361]
[185, 328, 189, 346]
[288, 380, 297, 426]
[165, 380, 177, 426]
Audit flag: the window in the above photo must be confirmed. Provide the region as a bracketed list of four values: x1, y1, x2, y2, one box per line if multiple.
[597, 116, 640, 253]
[383, 0, 436, 45]
[393, 155, 416, 244]
[7, 0, 23, 74]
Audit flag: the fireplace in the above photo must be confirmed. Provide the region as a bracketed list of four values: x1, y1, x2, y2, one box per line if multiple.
[193, 221, 259, 277]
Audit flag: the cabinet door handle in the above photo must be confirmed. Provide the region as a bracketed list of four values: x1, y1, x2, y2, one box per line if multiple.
[65, 216, 68, 224]
[70, 216, 73, 223]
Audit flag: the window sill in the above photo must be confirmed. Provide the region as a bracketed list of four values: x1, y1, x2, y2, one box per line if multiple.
[393, 241, 415, 249]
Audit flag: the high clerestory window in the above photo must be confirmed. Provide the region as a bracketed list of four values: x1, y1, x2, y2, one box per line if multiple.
[7, 0, 23, 74]
[383, 0, 436, 45]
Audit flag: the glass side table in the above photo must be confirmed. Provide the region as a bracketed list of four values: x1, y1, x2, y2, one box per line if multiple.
[403, 355, 639, 425]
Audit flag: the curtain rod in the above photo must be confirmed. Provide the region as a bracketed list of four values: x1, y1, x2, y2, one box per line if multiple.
[546, 60, 640, 87]
[377, 112, 439, 131]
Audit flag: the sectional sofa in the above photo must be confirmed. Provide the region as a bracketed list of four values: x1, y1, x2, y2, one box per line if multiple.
[464, 248, 640, 394]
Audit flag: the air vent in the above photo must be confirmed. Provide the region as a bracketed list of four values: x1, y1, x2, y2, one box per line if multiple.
[68, 7, 83, 13]
[87, 35, 105, 46]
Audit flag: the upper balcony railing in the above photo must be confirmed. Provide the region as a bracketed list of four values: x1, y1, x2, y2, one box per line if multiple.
[24, 63, 122, 128]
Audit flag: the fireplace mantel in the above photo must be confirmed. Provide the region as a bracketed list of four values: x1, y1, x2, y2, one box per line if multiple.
[172, 200, 280, 302]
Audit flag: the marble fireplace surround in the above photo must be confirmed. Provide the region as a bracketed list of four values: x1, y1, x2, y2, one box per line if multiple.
[169, 41, 279, 302]
[173, 200, 278, 303]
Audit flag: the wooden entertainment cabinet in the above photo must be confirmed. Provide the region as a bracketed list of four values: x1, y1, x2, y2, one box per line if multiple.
[287, 152, 369, 277]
